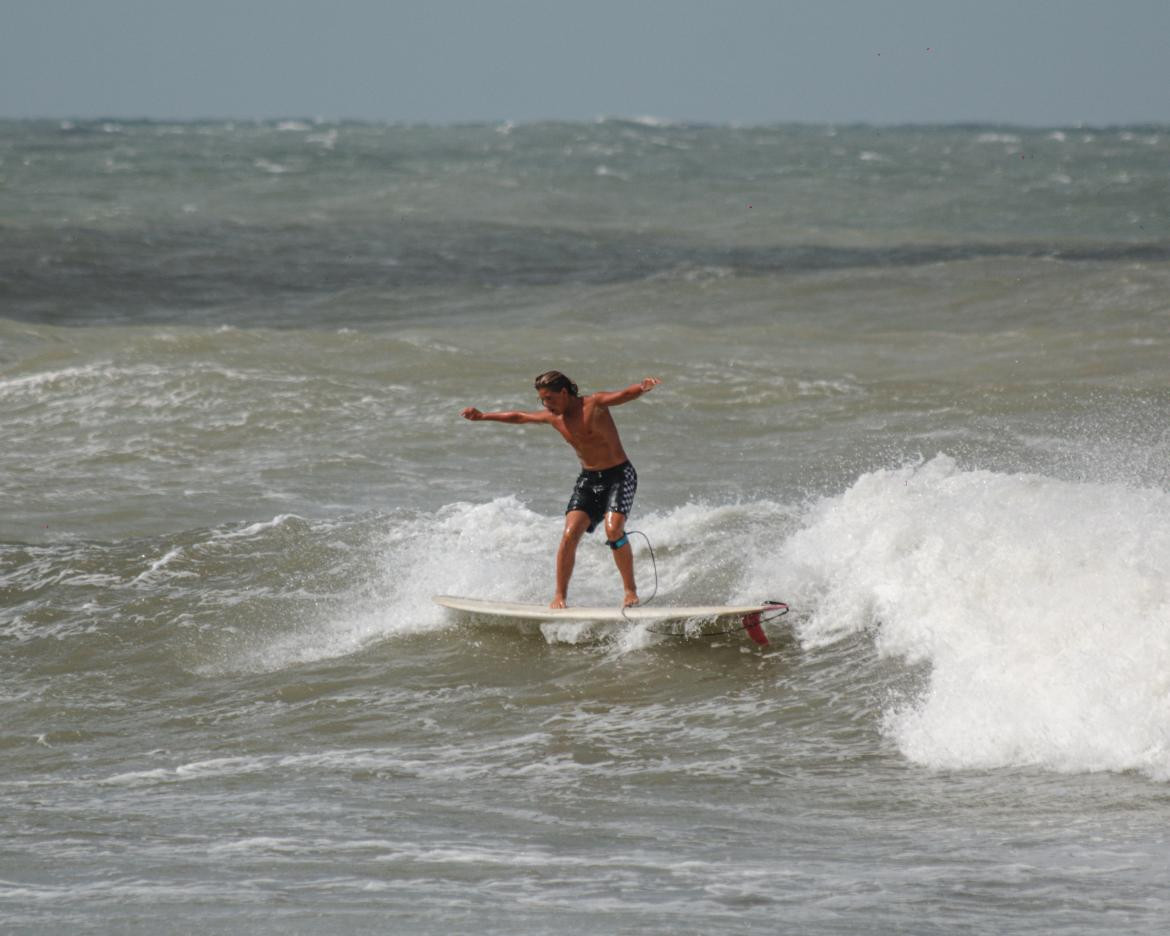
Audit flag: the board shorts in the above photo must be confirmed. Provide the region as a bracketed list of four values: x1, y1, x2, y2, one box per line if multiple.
[566, 460, 637, 533]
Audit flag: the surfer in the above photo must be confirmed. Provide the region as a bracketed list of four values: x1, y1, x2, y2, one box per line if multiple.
[461, 371, 661, 609]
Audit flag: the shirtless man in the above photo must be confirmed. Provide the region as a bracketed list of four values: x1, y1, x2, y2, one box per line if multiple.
[462, 371, 661, 608]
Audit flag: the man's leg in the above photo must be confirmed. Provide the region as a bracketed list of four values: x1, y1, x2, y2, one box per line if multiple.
[604, 512, 638, 607]
[552, 510, 591, 608]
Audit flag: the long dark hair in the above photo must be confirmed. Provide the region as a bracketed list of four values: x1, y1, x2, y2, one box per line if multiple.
[534, 370, 579, 397]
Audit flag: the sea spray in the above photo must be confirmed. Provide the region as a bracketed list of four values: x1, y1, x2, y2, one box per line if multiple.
[769, 455, 1170, 779]
[219, 497, 803, 667]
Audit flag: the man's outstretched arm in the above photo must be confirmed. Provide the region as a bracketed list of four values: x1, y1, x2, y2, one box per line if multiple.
[461, 407, 550, 424]
[590, 377, 662, 408]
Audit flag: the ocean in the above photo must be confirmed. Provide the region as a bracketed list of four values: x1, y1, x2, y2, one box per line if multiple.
[2, 118, 1169, 934]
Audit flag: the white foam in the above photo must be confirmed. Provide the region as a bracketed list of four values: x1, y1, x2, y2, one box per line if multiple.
[220, 513, 305, 539]
[762, 455, 1170, 780]
[254, 158, 291, 174]
[594, 164, 631, 181]
[209, 498, 552, 672]
[208, 836, 304, 855]
[130, 547, 191, 584]
[629, 115, 679, 127]
[0, 362, 122, 395]
[595, 114, 682, 129]
[100, 749, 394, 787]
[307, 129, 338, 149]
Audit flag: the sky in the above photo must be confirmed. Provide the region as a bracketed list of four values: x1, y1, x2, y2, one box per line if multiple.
[3, 0, 1169, 126]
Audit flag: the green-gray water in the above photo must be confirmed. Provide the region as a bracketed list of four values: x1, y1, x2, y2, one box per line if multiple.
[3, 119, 1170, 934]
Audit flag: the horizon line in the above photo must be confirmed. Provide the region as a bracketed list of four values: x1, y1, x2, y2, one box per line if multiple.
[3, 114, 1168, 132]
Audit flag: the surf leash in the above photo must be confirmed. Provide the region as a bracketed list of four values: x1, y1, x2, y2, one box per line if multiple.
[619, 529, 658, 623]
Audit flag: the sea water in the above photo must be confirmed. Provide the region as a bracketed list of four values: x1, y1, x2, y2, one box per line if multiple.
[2, 119, 1170, 933]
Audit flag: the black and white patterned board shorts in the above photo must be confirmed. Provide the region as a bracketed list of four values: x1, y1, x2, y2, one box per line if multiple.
[565, 461, 637, 533]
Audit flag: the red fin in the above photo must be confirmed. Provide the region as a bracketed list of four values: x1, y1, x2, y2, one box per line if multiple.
[741, 612, 768, 646]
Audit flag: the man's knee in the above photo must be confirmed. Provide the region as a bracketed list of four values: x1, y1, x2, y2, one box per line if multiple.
[562, 512, 590, 543]
[604, 513, 628, 548]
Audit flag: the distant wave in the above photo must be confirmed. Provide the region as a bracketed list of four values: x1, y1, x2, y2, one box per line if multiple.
[4, 221, 1168, 325]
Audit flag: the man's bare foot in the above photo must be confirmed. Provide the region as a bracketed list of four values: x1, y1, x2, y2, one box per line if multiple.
[549, 596, 567, 609]
[623, 592, 640, 608]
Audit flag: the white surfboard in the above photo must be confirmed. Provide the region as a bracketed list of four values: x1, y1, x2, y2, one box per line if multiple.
[432, 595, 786, 643]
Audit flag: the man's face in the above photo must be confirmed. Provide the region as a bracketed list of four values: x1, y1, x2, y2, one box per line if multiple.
[538, 387, 569, 415]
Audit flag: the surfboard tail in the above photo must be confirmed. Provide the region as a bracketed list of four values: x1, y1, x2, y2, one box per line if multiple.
[741, 601, 789, 645]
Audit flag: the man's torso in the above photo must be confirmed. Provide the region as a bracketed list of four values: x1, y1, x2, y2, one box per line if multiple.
[552, 395, 629, 470]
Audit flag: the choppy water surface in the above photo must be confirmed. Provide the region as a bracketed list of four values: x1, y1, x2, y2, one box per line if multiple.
[3, 119, 1170, 934]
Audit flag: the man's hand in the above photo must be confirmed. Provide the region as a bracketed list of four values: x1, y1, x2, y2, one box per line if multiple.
[461, 407, 484, 420]
[640, 377, 662, 393]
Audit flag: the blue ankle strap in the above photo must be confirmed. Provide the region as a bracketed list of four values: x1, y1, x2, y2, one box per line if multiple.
[606, 534, 629, 550]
